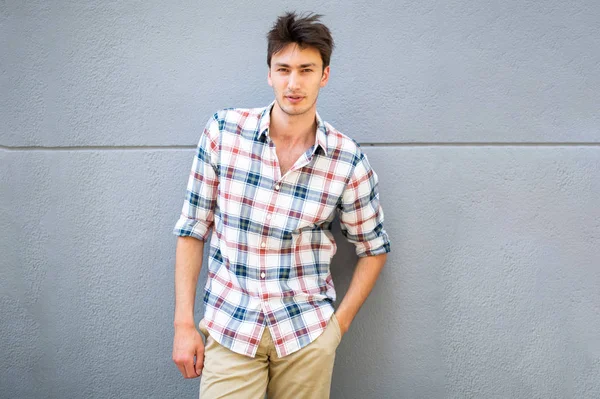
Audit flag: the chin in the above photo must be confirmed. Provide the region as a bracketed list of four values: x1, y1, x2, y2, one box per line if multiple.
[281, 100, 313, 115]
[283, 106, 310, 116]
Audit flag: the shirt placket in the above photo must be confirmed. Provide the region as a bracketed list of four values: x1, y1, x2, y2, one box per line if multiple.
[261, 139, 316, 292]
[257, 136, 280, 301]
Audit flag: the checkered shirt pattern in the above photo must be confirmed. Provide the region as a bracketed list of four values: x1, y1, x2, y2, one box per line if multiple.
[173, 102, 391, 358]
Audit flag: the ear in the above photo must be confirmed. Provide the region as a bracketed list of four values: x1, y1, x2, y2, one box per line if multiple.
[268, 68, 273, 87]
[320, 66, 330, 87]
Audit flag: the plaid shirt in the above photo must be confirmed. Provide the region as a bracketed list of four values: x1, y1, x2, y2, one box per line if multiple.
[173, 102, 390, 358]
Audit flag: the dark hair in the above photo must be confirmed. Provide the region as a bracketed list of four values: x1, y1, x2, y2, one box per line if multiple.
[267, 12, 334, 69]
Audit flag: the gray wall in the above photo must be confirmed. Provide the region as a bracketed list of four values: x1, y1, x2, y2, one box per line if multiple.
[2, 1, 599, 398]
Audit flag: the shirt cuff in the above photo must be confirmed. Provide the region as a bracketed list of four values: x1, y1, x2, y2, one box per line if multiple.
[355, 233, 391, 257]
[172, 216, 212, 241]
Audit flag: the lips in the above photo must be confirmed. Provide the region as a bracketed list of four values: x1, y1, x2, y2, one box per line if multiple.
[285, 95, 304, 103]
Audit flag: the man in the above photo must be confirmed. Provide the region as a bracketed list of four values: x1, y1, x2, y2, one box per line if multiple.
[172, 12, 390, 399]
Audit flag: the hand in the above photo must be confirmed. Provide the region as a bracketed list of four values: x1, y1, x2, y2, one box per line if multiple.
[335, 311, 351, 338]
[172, 324, 205, 378]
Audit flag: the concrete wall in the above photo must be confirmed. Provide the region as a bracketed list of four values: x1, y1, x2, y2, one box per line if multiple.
[2, 1, 599, 398]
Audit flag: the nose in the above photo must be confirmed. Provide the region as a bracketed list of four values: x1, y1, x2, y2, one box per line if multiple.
[287, 71, 300, 91]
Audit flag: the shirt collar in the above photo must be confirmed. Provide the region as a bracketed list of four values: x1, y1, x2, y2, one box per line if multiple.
[258, 101, 329, 156]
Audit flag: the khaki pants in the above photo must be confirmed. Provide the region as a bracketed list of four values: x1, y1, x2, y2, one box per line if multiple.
[198, 315, 342, 399]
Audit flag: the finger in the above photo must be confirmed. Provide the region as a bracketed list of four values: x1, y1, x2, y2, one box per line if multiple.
[173, 354, 192, 378]
[185, 356, 199, 378]
[175, 363, 187, 378]
[173, 350, 187, 377]
[183, 359, 198, 379]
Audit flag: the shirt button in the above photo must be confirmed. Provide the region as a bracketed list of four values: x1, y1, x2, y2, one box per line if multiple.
[260, 272, 266, 278]
[266, 214, 271, 220]
[275, 184, 281, 190]
[261, 242, 266, 248]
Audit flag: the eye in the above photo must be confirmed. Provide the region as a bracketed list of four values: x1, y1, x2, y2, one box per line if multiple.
[303, 69, 313, 73]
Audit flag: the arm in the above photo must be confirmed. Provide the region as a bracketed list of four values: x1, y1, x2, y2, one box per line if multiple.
[172, 236, 205, 378]
[336, 151, 391, 336]
[335, 253, 387, 335]
[171, 115, 220, 378]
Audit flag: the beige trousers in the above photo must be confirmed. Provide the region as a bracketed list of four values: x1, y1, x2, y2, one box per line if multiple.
[198, 315, 342, 399]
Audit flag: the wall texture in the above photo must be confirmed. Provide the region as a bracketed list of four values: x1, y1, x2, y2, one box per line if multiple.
[1, 1, 599, 398]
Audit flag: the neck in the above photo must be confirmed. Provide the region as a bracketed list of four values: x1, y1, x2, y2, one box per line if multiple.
[269, 102, 317, 144]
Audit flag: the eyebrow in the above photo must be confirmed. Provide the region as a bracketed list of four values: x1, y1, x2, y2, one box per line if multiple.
[274, 63, 318, 68]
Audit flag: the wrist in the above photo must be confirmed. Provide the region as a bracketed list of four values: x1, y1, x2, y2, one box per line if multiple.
[174, 319, 196, 329]
[335, 310, 352, 335]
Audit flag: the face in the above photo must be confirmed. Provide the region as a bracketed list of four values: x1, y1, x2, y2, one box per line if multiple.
[268, 43, 330, 117]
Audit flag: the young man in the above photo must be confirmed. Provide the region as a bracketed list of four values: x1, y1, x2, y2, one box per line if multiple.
[172, 12, 390, 399]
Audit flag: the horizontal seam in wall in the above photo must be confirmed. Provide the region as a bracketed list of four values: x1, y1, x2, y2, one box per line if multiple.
[1, 142, 600, 151]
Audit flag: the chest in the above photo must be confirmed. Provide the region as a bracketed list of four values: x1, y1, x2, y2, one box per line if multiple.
[275, 145, 309, 176]
[218, 132, 354, 233]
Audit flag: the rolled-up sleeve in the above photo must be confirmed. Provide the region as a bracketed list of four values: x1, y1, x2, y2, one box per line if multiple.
[173, 115, 220, 241]
[338, 152, 391, 257]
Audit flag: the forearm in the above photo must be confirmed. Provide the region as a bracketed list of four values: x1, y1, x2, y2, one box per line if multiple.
[335, 253, 387, 333]
[174, 236, 205, 327]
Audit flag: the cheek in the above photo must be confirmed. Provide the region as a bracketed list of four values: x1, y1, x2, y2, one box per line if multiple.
[270, 77, 282, 87]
